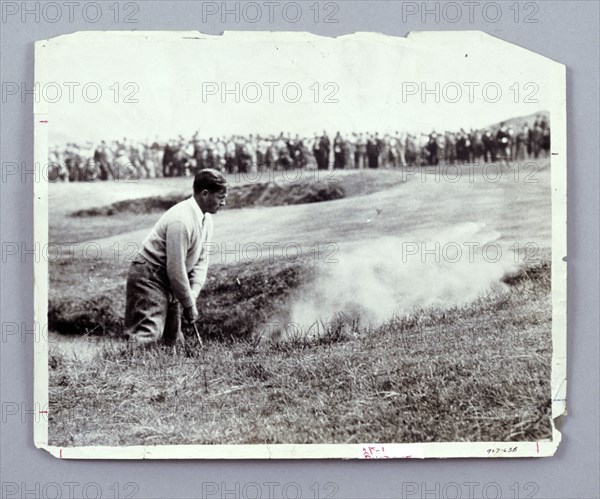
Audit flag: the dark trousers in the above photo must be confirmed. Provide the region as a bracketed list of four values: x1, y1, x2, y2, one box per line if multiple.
[124, 255, 183, 345]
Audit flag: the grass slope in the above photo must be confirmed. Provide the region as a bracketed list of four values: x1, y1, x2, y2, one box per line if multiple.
[49, 169, 406, 243]
[49, 261, 552, 446]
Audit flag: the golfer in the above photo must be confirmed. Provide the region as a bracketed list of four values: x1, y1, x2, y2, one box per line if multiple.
[124, 168, 228, 345]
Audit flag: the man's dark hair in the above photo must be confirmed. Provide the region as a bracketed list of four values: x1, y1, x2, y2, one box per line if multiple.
[193, 168, 228, 195]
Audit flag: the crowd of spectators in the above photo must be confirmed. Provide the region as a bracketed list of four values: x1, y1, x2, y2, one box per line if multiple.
[48, 116, 550, 182]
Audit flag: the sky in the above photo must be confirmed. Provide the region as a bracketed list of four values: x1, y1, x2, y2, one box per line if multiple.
[37, 31, 560, 144]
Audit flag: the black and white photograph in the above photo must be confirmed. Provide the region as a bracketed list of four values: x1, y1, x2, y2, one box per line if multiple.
[34, 30, 566, 459]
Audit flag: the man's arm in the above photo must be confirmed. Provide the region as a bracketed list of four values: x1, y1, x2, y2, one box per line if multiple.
[189, 216, 213, 299]
[165, 220, 196, 311]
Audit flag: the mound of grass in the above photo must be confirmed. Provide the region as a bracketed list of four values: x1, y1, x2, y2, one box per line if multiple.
[72, 195, 181, 217]
[48, 257, 314, 341]
[192, 257, 313, 342]
[48, 293, 124, 336]
[48, 261, 553, 446]
[70, 181, 345, 217]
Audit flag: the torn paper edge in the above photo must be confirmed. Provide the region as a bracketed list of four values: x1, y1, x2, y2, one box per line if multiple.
[33, 30, 567, 459]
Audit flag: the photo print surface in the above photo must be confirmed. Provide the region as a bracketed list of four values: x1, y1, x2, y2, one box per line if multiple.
[33, 30, 566, 459]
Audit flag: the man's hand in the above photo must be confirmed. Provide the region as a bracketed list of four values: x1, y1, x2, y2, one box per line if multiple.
[183, 305, 199, 324]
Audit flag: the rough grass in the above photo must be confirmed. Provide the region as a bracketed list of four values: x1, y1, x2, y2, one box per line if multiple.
[48, 257, 313, 340]
[48, 261, 552, 446]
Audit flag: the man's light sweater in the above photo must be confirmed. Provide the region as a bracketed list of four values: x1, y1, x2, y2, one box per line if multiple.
[138, 196, 212, 311]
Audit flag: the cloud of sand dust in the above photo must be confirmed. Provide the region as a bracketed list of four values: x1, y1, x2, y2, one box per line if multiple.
[276, 222, 518, 338]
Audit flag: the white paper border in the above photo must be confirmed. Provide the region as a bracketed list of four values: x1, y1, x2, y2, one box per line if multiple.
[33, 30, 567, 459]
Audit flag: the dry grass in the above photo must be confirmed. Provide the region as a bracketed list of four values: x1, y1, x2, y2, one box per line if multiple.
[48, 257, 312, 339]
[48, 260, 552, 446]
